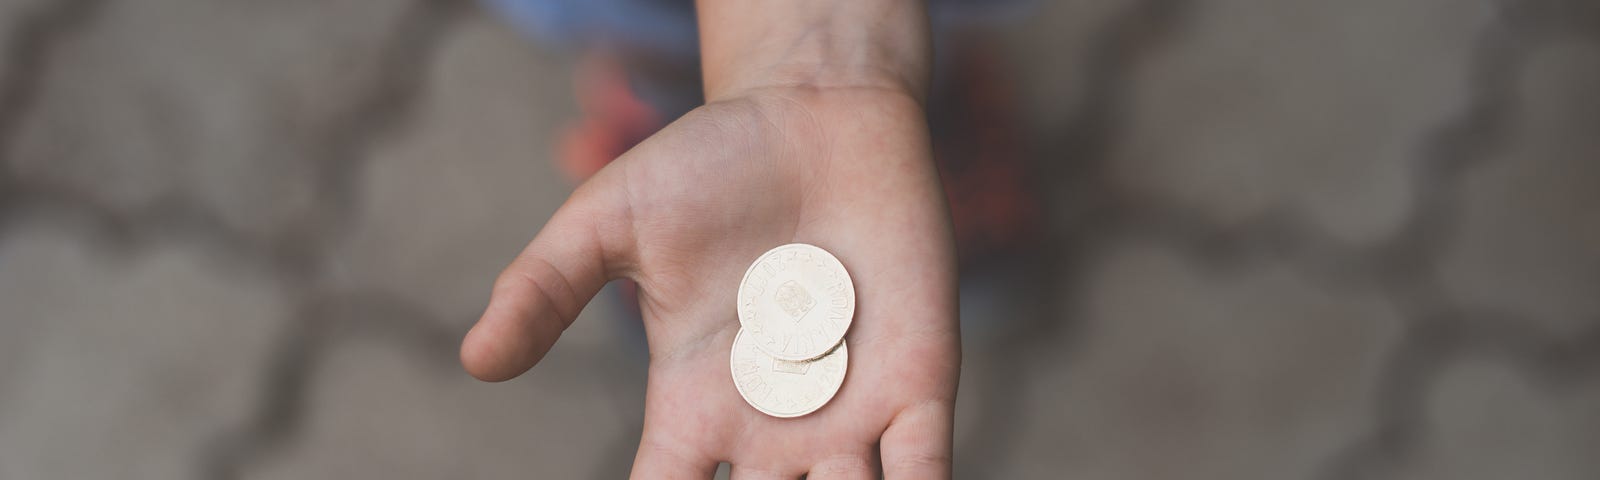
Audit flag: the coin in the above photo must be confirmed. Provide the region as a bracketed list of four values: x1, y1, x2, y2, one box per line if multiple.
[736, 243, 856, 361]
[730, 328, 848, 418]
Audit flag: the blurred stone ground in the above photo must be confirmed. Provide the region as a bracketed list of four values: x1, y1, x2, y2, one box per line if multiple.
[1, 0, 1597, 478]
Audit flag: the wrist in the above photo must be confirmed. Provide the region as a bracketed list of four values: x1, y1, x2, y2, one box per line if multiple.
[695, 0, 930, 103]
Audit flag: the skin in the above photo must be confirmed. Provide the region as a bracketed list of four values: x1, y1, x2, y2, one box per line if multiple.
[460, 1, 958, 477]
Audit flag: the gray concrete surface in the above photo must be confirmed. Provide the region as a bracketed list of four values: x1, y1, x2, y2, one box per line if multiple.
[1, 0, 1597, 478]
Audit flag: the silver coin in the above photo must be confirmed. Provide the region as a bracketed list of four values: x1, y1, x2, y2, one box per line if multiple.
[730, 328, 848, 418]
[736, 243, 856, 361]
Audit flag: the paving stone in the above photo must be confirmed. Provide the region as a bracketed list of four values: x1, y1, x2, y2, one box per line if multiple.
[1437, 37, 1600, 335]
[0, 223, 288, 479]
[329, 13, 620, 344]
[1394, 359, 1600, 480]
[995, 244, 1401, 478]
[244, 336, 635, 479]
[1109, 0, 1488, 245]
[4, 0, 419, 239]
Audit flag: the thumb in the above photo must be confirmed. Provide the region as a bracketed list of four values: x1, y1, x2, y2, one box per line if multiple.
[461, 178, 633, 381]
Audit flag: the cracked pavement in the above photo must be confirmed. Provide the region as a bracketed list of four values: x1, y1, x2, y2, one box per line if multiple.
[1, 0, 1597, 478]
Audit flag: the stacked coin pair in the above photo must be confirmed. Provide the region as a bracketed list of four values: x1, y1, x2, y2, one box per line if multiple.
[730, 243, 855, 418]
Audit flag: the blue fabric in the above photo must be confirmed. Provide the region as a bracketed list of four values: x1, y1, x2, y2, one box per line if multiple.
[482, 0, 701, 58]
[481, 0, 1034, 119]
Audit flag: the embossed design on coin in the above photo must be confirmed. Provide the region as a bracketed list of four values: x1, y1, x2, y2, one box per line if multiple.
[736, 243, 856, 361]
[730, 329, 848, 418]
[774, 280, 816, 320]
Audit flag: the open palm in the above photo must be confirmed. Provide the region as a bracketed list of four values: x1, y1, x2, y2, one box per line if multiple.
[461, 88, 958, 478]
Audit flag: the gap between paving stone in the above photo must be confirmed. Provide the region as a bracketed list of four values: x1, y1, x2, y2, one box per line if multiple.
[0, 0, 490, 478]
[955, 0, 1192, 474]
[1, 0, 462, 278]
[0, 0, 106, 199]
[1316, 4, 1600, 478]
[0, 221, 291, 480]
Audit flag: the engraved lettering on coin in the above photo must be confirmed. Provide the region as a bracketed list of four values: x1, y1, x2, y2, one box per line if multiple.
[730, 329, 848, 418]
[736, 243, 856, 361]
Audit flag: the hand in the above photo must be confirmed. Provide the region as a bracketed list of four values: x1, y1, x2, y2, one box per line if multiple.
[461, 0, 957, 477]
[461, 84, 959, 478]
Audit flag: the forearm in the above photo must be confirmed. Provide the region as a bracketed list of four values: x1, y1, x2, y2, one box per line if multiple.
[694, 0, 931, 103]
